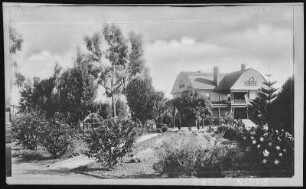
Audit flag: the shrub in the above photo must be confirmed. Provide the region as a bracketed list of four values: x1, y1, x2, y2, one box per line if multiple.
[11, 110, 43, 150]
[223, 112, 234, 125]
[212, 117, 225, 126]
[38, 114, 74, 159]
[83, 117, 138, 169]
[240, 125, 294, 176]
[161, 125, 168, 132]
[204, 116, 212, 126]
[217, 125, 246, 142]
[162, 115, 172, 126]
[154, 132, 241, 178]
[155, 128, 162, 133]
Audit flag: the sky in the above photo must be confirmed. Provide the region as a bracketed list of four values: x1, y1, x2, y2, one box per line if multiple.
[4, 4, 294, 99]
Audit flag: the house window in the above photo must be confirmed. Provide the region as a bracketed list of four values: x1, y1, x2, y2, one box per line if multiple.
[234, 92, 246, 100]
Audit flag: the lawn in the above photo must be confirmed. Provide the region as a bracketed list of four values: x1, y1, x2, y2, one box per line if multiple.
[10, 127, 262, 179]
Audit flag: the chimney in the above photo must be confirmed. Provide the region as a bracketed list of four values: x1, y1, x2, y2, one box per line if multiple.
[241, 64, 246, 71]
[213, 66, 219, 85]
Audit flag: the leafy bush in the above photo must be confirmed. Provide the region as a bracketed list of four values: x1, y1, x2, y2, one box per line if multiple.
[239, 125, 294, 176]
[217, 125, 246, 141]
[161, 125, 168, 132]
[162, 114, 172, 126]
[12, 111, 75, 158]
[204, 116, 212, 126]
[38, 116, 74, 159]
[223, 113, 234, 125]
[155, 128, 162, 133]
[154, 132, 241, 178]
[212, 117, 225, 126]
[11, 111, 43, 150]
[83, 116, 138, 169]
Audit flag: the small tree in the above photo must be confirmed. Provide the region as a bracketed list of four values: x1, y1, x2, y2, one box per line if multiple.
[268, 77, 294, 133]
[126, 76, 156, 125]
[173, 88, 211, 130]
[83, 116, 137, 169]
[248, 75, 278, 126]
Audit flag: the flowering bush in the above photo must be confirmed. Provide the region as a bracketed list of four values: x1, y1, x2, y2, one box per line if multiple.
[239, 125, 294, 176]
[83, 116, 138, 169]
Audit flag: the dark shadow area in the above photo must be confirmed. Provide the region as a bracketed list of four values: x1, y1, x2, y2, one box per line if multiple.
[115, 173, 160, 179]
[72, 171, 111, 179]
[23, 168, 72, 176]
[13, 152, 52, 163]
[72, 165, 111, 172]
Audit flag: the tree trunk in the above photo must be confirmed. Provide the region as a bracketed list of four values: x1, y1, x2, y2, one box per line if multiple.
[111, 66, 117, 118]
[173, 113, 175, 128]
[179, 116, 181, 130]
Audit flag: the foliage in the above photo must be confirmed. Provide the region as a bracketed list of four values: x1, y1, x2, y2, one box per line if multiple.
[19, 82, 35, 113]
[9, 25, 24, 54]
[172, 88, 211, 127]
[152, 91, 167, 127]
[14, 72, 26, 87]
[223, 112, 234, 125]
[115, 99, 129, 119]
[154, 132, 241, 177]
[217, 124, 246, 141]
[11, 110, 43, 150]
[83, 116, 138, 169]
[31, 77, 58, 117]
[127, 32, 145, 80]
[204, 116, 213, 126]
[162, 114, 172, 126]
[56, 67, 96, 125]
[126, 76, 165, 125]
[38, 113, 75, 158]
[12, 110, 74, 158]
[84, 24, 146, 118]
[211, 116, 225, 126]
[161, 125, 168, 132]
[268, 77, 294, 133]
[239, 125, 294, 176]
[248, 77, 278, 126]
[92, 103, 112, 119]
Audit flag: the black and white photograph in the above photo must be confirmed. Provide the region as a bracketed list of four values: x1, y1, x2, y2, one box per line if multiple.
[3, 2, 303, 186]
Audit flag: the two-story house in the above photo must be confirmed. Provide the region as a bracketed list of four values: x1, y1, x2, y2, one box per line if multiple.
[171, 64, 267, 119]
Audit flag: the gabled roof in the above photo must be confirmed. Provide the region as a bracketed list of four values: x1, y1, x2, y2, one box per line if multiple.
[215, 68, 251, 92]
[173, 67, 264, 95]
[181, 72, 225, 90]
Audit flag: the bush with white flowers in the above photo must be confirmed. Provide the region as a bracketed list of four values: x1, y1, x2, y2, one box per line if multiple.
[239, 124, 294, 176]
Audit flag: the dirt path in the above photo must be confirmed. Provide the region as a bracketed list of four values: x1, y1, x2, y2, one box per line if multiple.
[8, 133, 163, 184]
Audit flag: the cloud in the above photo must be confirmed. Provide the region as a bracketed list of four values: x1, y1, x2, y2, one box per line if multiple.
[8, 5, 293, 98]
[15, 50, 75, 79]
[144, 23, 293, 98]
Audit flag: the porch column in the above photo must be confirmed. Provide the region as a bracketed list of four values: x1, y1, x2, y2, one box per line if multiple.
[246, 106, 249, 119]
[218, 108, 221, 117]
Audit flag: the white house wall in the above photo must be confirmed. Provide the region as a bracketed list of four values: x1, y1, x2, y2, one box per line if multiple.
[231, 69, 267, 91]
[171, 73, 193, 94]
